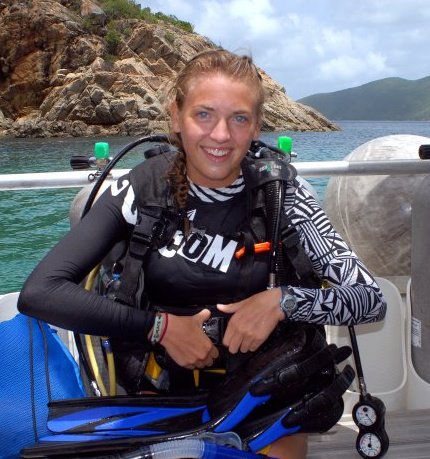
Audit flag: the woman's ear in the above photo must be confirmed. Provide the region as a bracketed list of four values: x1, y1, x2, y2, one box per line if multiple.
[170, 102, 180, 133]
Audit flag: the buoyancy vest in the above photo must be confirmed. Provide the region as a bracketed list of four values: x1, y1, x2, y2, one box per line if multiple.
[81, 139, 354, 435]
[108, 143, 320, 311]
[98, 141, 323, 394]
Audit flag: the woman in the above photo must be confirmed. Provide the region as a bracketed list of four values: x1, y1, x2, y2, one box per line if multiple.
[18, 49, 386, 459]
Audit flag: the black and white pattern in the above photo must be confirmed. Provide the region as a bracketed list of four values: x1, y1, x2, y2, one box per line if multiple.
[188, 175, 245, 202]
[192, 177, 387, 326]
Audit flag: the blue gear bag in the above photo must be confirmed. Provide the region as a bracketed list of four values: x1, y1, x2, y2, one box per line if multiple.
[0, 311, 85, 458]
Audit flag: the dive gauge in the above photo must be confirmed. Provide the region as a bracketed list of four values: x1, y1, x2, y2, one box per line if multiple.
[356, 429, 389, 458]
[352, 395, 385, 429]
[355, 403, 378, 427]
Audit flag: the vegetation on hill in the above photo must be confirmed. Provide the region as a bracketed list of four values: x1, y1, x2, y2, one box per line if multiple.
[298, 76, 430, 121]
[98, 0, 194, 32]
[79, 0, 196, 59]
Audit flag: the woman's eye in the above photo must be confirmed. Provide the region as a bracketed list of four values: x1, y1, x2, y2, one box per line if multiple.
[234, 114, 248, 123]
[196, 111, 210, 120]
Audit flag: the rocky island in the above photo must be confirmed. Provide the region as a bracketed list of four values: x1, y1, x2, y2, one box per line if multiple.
[0, 0, 338, 138]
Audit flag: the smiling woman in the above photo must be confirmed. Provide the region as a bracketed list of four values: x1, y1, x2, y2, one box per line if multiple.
[18, 49, 386, 459]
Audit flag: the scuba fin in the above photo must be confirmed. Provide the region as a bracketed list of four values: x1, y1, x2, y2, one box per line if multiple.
[21, 324, 354, 458]
[239, 364, 356, 453]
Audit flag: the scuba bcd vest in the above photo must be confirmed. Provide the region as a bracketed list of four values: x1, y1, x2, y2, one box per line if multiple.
[97, 138, 321, 311]
[89, 137, 328, 394]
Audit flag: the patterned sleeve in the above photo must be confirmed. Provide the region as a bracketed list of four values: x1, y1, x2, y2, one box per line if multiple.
[284, 181, 387, 325]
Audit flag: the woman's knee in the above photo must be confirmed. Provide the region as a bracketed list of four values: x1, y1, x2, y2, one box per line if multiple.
[267, 433, 308, 459]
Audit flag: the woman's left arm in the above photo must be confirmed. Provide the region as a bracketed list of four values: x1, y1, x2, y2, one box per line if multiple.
[286, 182, 387, 325]
[218, 181, 387, 353]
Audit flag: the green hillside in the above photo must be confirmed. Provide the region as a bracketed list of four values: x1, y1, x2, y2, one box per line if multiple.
[298, 76, 430, 120]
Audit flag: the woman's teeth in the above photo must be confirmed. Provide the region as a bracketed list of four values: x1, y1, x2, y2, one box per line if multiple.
[206, 148, 228, 157]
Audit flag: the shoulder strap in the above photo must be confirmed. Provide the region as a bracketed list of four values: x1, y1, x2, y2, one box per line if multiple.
[115, 152, 180, 307]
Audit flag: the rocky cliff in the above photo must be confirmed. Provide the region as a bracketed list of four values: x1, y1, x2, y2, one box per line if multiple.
[0, 0, 338, 138]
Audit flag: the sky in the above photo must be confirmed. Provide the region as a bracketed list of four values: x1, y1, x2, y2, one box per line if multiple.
[136, 0, 430, 100]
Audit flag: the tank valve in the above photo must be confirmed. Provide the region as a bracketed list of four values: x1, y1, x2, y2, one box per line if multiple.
[70, 142, 112, 181]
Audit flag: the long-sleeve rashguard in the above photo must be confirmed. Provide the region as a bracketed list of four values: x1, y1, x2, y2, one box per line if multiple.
[18, 170, 386, 341]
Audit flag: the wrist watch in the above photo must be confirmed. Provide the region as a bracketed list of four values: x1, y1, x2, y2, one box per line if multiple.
[280, 286, 298, 319]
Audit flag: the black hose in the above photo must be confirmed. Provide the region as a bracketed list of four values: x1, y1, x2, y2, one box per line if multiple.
[348, 325, 368, 396]
[264, 180, 285, 287]
[82, 134, 170, 218]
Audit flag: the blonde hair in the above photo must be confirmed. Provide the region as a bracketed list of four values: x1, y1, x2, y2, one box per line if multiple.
[166, 49, 265, 217]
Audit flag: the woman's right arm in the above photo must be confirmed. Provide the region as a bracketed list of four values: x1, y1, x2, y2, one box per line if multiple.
[17, 176, 155, 341]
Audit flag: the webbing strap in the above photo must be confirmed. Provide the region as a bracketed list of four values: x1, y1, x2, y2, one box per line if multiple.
[115, 208, 163, 306]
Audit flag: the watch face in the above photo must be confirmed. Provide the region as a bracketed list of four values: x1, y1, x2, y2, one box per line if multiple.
[284, 297, 295, 308]
[358, 432, 382, 457]
[280, 287, 297, 317]
[354, 404, 378, 426]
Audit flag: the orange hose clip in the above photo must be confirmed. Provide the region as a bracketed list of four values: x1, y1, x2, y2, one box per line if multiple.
[235, 241, 271, 259]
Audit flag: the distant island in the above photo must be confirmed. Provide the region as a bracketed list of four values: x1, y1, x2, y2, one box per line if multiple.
[298, 76, 430, 121]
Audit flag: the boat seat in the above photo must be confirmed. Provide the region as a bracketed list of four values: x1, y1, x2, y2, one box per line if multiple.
[325, 276, 407, 412]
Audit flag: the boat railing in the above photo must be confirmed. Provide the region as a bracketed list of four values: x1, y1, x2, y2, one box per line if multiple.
[1, 158, 430, 190]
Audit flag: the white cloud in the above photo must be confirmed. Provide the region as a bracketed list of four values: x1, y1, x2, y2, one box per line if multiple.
[137, 0, 430, 99]
[319, 52, 390, 83]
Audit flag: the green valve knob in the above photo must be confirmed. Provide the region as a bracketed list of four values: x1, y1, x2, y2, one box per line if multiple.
[277, 136, 293, 154]
[94, 142, 110, 159]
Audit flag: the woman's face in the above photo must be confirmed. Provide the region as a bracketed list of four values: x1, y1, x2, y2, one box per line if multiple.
[171, 74, 261, 188]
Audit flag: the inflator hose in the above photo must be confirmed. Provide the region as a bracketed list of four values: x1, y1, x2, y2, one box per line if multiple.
[264, 180, 285, 287]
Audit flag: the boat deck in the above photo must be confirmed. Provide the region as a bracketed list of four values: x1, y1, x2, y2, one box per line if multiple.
[308, 409, 430, 458]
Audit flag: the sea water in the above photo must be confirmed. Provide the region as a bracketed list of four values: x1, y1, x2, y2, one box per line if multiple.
[1, 121, 430, 293]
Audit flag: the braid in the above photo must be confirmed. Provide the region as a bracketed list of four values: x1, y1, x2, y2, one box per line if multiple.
[167, 147, 189, 209]
[166, 146, 190, 237]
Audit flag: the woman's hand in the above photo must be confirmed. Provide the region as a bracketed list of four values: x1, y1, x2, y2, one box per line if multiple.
[217, 288, 284, 354]
[160, 309, 219, 370]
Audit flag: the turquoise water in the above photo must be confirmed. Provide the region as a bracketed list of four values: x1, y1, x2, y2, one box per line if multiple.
[1, 121, 430, 293]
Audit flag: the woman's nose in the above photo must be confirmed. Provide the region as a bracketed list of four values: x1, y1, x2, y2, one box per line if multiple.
[210, 118, 231, 142]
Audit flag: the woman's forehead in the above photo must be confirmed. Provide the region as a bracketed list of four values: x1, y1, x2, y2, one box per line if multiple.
[184, 74, 259, 104]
